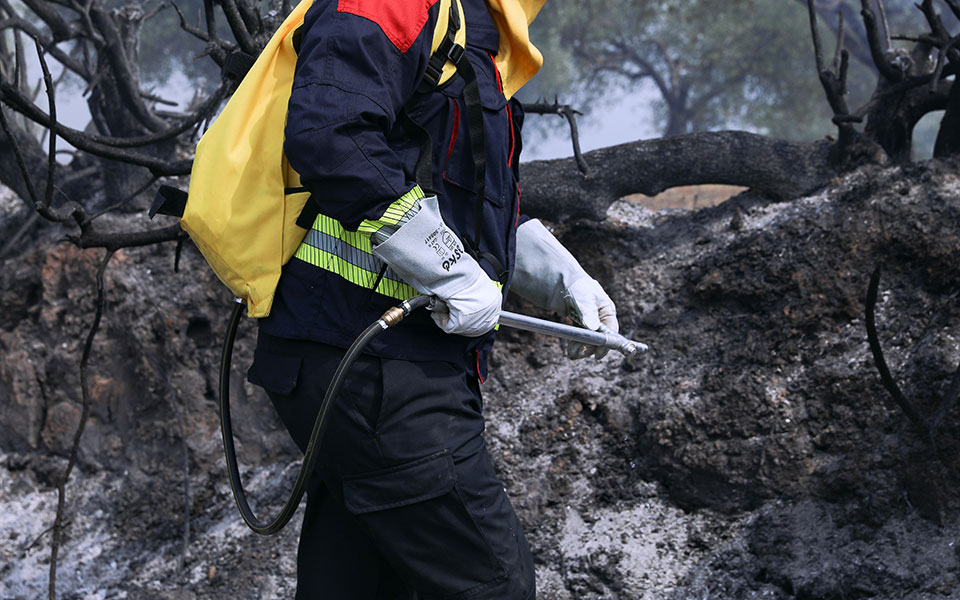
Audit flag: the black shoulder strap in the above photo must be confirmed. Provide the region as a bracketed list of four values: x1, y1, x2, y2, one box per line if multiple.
[418, 0, 465, 93]
[403, 1, 502, 278]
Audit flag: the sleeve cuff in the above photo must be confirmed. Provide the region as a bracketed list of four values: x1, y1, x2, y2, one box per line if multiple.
[359, 185, 426, 243]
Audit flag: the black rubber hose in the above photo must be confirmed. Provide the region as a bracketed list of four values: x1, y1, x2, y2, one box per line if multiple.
[219, 295, 431, 535]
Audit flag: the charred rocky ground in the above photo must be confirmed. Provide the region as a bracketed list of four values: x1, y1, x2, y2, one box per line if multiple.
[1, 160, 959, 599]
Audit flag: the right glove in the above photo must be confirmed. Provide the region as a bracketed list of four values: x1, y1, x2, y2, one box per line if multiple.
[511, 219, 619, 359]
[371, 196, 501, 337]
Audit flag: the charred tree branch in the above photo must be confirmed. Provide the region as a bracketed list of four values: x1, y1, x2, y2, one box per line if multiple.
[0, 103, 41, 208]
[931, 35, 960, 93]
[171, 0, 210, 41]
[920, 0, 951, 41]
[934, 73, 960, 156]
[220, 0, 258, 55]
[794, 0, 876, 68]
[808, 1, 857, 148]
[48, 248, 114, 600]
[876, 0, 892, 51]
[861, 1, 903, 82]
[70, 224, 187, 250]
[36, 39, 57, 213]
[88, 5, 166, 132]
[523, 99, 589, 174]
[946, 0, 960, 21]
[0, 17, 91, 78]
[0, 81, 192, 175]
[0, 211, 41, 260]
[519, 132, 837, 222]
[19, 0, 83, 42]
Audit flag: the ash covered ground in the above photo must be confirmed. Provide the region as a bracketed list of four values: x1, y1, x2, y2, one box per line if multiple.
[1, 160, 959, 599]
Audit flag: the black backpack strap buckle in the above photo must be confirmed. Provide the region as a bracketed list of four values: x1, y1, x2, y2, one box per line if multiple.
[149, 185, 188, 219]
[446, 42, 465, 66]
[222, 50, 256, 83]
[418, 0, 465, 92]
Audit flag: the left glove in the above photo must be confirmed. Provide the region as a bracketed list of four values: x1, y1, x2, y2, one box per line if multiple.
[372, 196, 501, 337]
[511, 219, 619, 359]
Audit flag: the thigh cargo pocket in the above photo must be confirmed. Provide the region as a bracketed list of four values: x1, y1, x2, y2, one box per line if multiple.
[342, 451, 508, 598]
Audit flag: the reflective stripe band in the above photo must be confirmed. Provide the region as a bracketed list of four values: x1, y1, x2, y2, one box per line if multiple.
[313, 214, 374, 254]
[293, 194, 420, 300]
[292, 185, 503, 304]
[294, 242, 418, 300]
[357, 186, 425, 235]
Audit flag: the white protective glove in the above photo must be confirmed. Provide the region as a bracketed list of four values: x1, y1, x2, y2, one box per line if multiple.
[511, 219, 619, 359]
[372, 196, 501, 337]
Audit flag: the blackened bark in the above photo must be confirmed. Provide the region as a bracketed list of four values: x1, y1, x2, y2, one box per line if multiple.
[0, 119, 48, 207]
[87, 5, 161, 204]
[863, 44, 939, 162]
[934, 77, 960, 157]
[519, 131, 838, 222]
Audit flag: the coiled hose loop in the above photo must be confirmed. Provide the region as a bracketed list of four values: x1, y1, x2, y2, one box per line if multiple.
[219, 295, 432, 535]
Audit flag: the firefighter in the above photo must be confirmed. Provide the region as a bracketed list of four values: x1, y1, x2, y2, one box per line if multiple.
[246, 0, 617, 597]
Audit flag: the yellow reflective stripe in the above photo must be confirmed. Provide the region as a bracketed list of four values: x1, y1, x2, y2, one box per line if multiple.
[312, 214, 372, 253]
[357, 185, 425, 235]
[294, 244, 418, 300]
[294, 186, 504, 304]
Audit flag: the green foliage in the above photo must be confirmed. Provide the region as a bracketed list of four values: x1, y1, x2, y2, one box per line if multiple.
[521, 0, 875, 142]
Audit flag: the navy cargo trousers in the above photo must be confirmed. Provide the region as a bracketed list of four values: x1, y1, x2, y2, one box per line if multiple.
[248, 332, 536, 599]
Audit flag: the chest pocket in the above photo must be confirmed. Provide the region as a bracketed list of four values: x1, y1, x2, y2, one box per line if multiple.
[436, 51, 514, 208]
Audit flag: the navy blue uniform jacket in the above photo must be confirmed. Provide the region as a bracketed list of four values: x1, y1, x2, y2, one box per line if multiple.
[260, 0, 525, 380]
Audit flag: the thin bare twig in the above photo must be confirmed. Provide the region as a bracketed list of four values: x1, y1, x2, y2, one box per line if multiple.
[141, 90, 179, 107]
[0, 76, 230, 150]
[88, 175, 160, 220]
[35, 38, 56, 212]
[0, 81, 192, 175]
[945, 0, 960, 22]
[875, 0, 891, 51]
[931, 35, 960, 93]
[808, 1, 857, 146]
[860, 0, 902, 81]
[0, 104, 41, 207]
[1, 40, 87, 225]
[834, 9, 846, 73]
[0, 210, 41, 259]
[833, 68, 954, 123]
[171, 0, 209, 41]
[49, 248, 115, 600]
[0, 17, 91, 80]
[523, 99, 590, 174]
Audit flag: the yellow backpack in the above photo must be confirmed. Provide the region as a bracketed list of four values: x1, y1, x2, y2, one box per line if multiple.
[152, 0, 466, 317]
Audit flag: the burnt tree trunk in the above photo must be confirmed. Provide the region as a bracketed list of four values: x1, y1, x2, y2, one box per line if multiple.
[862, 45, 939, 162]
[86, 5, 160, 205]
[934, 76, 960, 157]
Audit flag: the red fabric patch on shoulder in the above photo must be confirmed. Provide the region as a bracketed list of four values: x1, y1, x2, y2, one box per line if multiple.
[338, 0, 439, 53]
